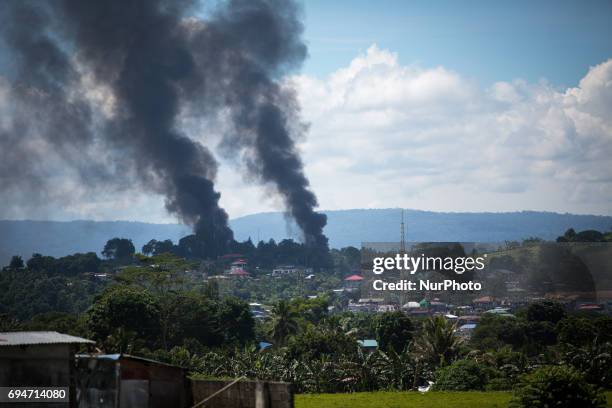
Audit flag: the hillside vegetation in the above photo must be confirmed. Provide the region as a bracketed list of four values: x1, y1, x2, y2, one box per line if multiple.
[2, 209, 611, 264]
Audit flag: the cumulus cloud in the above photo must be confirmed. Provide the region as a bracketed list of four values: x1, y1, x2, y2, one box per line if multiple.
[291, 45, 612, 215]
[2, 44, 611, 221]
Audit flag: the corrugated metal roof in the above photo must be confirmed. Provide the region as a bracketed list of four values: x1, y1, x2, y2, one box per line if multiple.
[357, 339, 378, 348]
[76, 353, 183, 369]
[0, 331, 94, 346]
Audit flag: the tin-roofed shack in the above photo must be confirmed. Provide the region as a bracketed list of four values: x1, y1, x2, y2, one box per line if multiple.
[75, 354, 190, 408]
[0, 331, 94, 407]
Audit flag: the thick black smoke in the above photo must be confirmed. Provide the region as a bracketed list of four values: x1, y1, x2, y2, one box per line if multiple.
[184, 0, 328, 248]
[0, 0, 327, 254]
[0, 2, 109, 208]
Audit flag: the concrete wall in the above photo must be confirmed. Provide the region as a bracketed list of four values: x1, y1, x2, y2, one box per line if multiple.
[191, 379, 293, 408]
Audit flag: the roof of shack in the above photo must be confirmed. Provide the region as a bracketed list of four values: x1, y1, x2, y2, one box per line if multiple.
[0, 331, 94, 346]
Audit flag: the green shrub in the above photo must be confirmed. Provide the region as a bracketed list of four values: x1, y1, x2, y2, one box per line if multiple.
[286, 326, 358, 360]
[562, 342, 612, 388]
[525, 301, 566, 324]
[485, 377, 513, 391]
[432, 359, 488, 391]
[557, 317, 597, 347]
[375, 311, 414, 353]
[483, 363, 522, 391]
[509, 365, 605, 408]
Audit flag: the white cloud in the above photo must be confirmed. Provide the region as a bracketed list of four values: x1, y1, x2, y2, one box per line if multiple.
[3, 45, 611, 223]
[288, 45, 612, 215]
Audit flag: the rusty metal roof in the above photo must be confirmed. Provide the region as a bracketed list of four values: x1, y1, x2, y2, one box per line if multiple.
[0, 331, 94, 346]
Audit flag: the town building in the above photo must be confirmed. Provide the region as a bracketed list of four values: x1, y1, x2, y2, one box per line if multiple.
[230, 259, 248, 272]
[271, 265, 313, 277]
[343, 274, 363, 292]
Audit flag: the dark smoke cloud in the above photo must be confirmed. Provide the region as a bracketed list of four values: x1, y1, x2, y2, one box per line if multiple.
[184, 0, 328, 248]
[0, 2, 109, 204]
[0, 0, 327, 253]
[55, 0, 234, 254]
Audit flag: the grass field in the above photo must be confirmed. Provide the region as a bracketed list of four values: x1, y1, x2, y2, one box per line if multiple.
[295, 391, 612, 408]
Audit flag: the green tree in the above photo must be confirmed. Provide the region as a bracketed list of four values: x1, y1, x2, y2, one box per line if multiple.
[510, 365, 605, 408]
[290, 296, 329, 325]
[557, 228, 577, 242]
[562, 342, 612, 388]
[104, 327, 142, 354]
[375, 311, 414, 353]
[595, 316, 612, 344]
[172, 295, 224, 348]
[287, 326, 358, 361]
[218, 297, 255, 345]
[471, 314, 526, 350]
[557, 317, 597, 347]
[8, 255, 24, 269]
[142, 239, 175, 256]
[102, 238, 135, 260]
[269, 299, 299, 346]
[113, 254, 254, 349]
[25, 312, 86, 336]
[524, 321, 557, 350]
[415, 315, 462, 366]
[575, 230, 605, 242]
[0, 270, 104, 321]
[142, 240, 155, 256]
[26, 254, 57, 273]
[432, 359, 488, 391]
[526, 301, 566, 324]
[87, 286, 161, 349]
[25, 252, 101, 276]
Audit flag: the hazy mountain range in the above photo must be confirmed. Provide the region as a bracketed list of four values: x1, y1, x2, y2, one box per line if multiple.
[1, 209, 611, 265]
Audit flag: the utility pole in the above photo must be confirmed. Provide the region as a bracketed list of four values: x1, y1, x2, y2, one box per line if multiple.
[399, 209, 407, 307]
[400, 209, 406, 255]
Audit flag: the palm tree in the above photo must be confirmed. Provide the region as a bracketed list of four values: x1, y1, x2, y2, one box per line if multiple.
[269, 300, 300, 346]
[415, 315, 463, 367]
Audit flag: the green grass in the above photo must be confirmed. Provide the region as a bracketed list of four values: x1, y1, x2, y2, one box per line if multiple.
[295, 391, 612, 408]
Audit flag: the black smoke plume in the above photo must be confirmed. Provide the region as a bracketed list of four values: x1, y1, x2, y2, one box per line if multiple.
[0, 0, 327, 256]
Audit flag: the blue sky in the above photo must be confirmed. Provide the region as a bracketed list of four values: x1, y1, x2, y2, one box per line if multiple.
[1, 0, 611, 221]
[301, 0, 612, 87]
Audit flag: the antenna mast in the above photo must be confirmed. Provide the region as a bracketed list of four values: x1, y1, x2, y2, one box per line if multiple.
[399, 208, 407, 306]
[400, 209, 406, 254]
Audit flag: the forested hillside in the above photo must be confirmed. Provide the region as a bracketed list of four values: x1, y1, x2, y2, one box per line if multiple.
[1, 210, 611, 265]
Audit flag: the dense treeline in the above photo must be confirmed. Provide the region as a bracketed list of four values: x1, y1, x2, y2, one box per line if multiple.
[556, 228, 612, 243]
[0, 270, 103, 322]
[0, 238, 359, 323]
[0, 252, 106, 321]
[142, 236, 334, 269]
[1, 254, 255, 352]
[99, 235, 339, 270]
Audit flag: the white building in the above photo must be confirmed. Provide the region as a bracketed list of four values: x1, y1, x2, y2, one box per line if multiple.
[271, 265, 313, 276]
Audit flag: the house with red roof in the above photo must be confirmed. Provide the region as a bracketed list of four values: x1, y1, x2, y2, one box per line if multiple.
[344, 273, 364, 291]
[228, 268, 250, 277]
